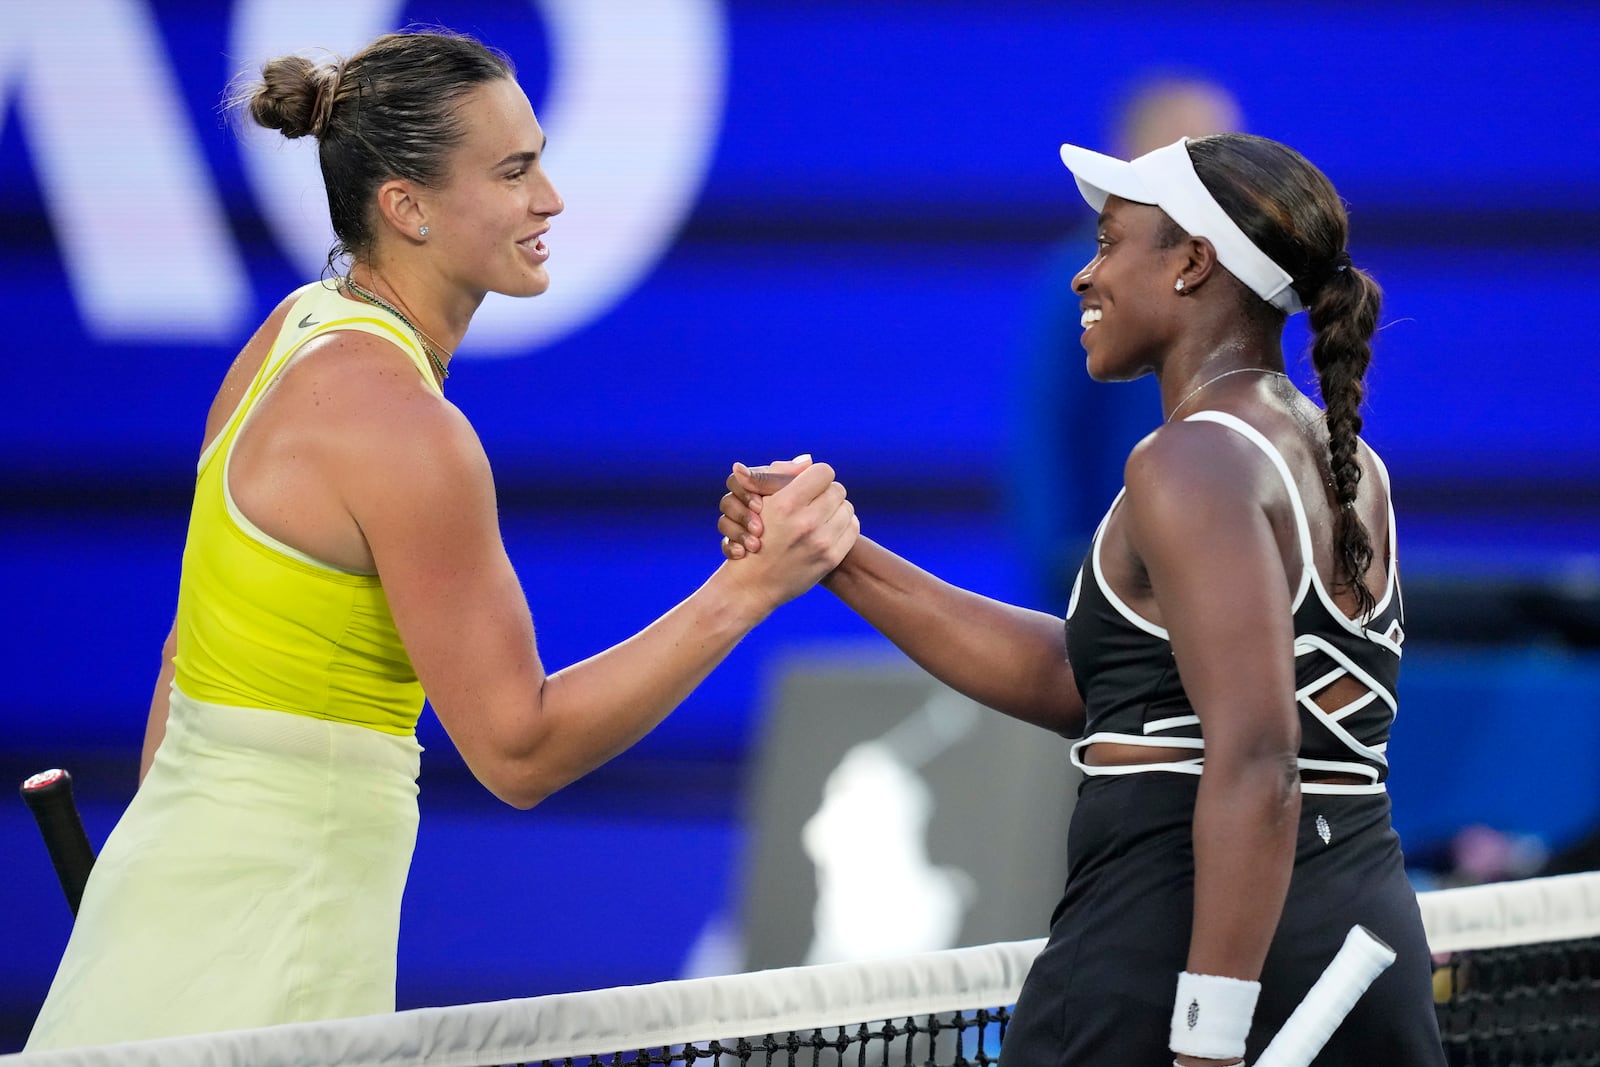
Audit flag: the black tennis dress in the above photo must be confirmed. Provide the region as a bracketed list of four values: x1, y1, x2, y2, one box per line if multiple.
[1003, 410, 1447, 1066]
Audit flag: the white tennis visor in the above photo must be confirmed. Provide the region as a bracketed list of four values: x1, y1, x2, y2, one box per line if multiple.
[1059, 137, 1304, 314]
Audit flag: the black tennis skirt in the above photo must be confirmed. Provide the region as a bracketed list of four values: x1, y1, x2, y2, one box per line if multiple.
[1003, 772, 1446, 1066]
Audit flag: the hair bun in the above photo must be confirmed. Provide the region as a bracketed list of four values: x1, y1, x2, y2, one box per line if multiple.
[248, 55, 344, 140]
[307, 62, 346, 139]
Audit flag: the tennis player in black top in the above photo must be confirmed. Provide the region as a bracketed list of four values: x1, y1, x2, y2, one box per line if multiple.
[718, 133, 1447, 1066]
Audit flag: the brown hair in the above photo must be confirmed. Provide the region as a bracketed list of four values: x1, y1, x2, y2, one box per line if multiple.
[237, 29, 514, 268]
[1187, 133, 1385, 618]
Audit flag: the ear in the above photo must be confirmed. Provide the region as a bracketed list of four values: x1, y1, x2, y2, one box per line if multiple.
[1174, 235, 1221, 294]
[373, 179, 429, 243]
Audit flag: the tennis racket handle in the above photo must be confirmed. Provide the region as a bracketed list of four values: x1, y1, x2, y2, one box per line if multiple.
[20, 769, 97, 917]
[1253, 924, 1396, 1067]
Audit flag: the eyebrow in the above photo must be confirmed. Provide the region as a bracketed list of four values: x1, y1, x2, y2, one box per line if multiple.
[495, 136, 548, 170]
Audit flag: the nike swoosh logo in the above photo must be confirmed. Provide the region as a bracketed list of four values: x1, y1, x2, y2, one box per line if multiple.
[298, 314, 319, 329]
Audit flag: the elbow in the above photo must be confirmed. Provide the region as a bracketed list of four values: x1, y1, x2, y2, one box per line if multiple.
[481, 765, 561, 810]
[1053, 703, 1088, 739]
[1023, 678, 1086, 737]
[1014, 662, 1086, 737]
[478, 754, 567, 810]
[494, 785, 546, 811]
[454, 691, 566, 810]
[463, 739, 564, 811]
[1198, 747, 1300, 831]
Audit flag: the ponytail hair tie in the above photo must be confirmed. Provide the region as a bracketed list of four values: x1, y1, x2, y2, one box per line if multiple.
[1298, 249, 1354, 301]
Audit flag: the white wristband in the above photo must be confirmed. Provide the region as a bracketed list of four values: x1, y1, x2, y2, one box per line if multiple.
[1170, 970, 1261, 1059]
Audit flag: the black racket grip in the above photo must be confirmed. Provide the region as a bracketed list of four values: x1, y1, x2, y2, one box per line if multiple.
[21, 769, 97, 917]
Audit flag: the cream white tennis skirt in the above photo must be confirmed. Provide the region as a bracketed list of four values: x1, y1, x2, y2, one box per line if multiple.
[26, 687, 422, 1051]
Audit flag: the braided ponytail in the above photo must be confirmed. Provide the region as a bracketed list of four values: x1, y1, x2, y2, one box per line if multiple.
[1186, 134, 1388, 619]
[1306, 261, 1384, 618]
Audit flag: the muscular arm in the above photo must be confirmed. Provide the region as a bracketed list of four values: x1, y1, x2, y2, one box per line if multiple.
[1121, 424, 1300, 984]
[332, 358, 853, 809]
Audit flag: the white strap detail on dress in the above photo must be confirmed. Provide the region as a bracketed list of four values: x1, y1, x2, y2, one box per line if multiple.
[1070, 734, 1386, 794]
[1294, 634, 1397, 715]
[1367, 618, 1404, 658]
[1070, 733, 1204, 776]
[1144, 714, 1200, 734]
[1181, 410, 1315, 612]
[1090, 489, 1170, 640]
[1324, 690, 1380, 723]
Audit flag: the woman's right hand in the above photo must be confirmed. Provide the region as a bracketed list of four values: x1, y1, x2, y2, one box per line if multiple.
[721, 458, 857, 609]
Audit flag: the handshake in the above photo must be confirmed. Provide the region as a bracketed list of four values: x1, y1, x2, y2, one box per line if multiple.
[713, 454, 858, 610]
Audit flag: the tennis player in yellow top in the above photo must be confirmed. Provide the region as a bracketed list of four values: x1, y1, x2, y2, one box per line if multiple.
[25, 28, 857, 1051]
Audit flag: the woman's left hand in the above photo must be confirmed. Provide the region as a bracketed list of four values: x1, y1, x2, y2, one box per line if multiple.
[719, 457, 808, 558]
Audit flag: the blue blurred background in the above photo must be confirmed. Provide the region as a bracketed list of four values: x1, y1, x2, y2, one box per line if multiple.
[2, 0, 1598, 1050]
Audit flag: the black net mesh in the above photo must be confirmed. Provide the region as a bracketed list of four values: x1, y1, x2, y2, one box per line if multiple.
[1433, 936, 1600, 1067]
[436, 1009, 1010, 1067]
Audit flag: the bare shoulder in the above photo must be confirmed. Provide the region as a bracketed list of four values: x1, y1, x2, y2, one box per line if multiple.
[225, 320, 496, 576]
[279, 335, 506, 589]
[1123, 418, 1279, 512]
[278, 330, 489, 490]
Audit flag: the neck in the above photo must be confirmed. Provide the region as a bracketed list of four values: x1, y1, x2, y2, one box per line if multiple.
[1165, 366, 1288, 424]
[343, 271, 459, 385]
[1157, 315, 1284, 418]
[348, 262, 477, 362]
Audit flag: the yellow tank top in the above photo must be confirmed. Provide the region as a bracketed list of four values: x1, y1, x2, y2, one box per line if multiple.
[172, 281, 442, 735]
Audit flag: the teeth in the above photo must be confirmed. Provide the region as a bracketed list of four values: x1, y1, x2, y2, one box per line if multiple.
[1080, 308, 1102, 328]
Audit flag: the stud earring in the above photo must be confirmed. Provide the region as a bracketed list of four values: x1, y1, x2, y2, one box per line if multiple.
[1174, 279, 1185, 292]
[419, 225, 429, 237]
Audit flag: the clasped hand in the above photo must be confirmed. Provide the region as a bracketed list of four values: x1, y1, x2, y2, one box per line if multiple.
[718, 456, 856, 606]
[718, 457, 811, 560]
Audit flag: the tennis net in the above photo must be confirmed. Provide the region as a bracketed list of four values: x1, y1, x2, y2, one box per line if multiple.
[4, 871, 1597, 1067]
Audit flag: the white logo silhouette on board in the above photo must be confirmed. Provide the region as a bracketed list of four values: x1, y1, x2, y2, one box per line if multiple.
[802, 689, 980, 964]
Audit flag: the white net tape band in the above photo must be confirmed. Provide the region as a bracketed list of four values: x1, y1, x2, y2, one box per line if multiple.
[1419, 869, 1600, 953]
[2, 939, 1042, 1067]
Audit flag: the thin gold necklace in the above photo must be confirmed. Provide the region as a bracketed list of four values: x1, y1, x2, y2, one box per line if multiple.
[1167, 367, 1284, 423]
[341, 276, 451, 384]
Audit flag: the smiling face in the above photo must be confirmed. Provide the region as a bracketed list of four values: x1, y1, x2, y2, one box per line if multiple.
[1071, 195, 1186, 382]
[424, 77, 564, 298]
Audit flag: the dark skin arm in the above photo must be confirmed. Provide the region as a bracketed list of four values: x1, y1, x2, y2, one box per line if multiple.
[1121, 423, 1300, 1067]
[722, 463, 1085, 736]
